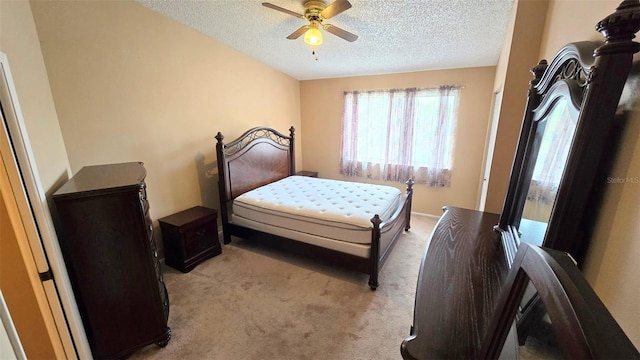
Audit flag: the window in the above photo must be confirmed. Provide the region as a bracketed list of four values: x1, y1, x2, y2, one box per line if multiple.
[340, 86, 460, 187]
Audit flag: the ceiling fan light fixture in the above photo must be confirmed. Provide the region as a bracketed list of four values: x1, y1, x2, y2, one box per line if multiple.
[263, 0, 357, 46]
[304, 22, 323, 46]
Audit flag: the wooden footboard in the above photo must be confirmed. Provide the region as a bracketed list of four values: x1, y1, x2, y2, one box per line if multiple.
[369, 178, 414, 290]
[215, 126, 414, 290]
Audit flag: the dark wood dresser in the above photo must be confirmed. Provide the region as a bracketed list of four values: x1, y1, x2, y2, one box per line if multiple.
[401, 207, 639, 359]
[52, 162, 171, 359]
[401, 206, 508, 359]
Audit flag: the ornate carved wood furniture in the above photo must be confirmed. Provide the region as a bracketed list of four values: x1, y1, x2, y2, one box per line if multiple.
[52, 162, 171, 359]
[402, 209, 639, 359]
[400, 207, 508, 359]
[215, 126, 413, 290]
[496, 0, 640, 266]
[479, 242, 639, 359]
[159, 206, 221, 272]
[402, 1, 640, 358]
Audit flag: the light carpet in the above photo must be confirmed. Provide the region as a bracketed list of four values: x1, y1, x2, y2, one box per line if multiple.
[131, 214, 438, 360]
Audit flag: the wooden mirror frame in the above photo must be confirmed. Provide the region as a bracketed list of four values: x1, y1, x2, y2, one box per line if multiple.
[496, 0, 640, 266]
[479, 242, 639, 359]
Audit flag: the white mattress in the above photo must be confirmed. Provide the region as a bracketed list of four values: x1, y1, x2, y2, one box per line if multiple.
[232, 176, 402, 247]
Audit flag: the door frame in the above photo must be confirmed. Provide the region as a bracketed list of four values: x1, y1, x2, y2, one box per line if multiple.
[478, 90, 503, 211]
[0, 52, 91, 359]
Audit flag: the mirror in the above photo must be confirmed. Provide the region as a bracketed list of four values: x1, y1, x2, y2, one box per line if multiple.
[518, 98, 578, 246]
[496, 15, 639, 266]
[513, 284, 563, 359]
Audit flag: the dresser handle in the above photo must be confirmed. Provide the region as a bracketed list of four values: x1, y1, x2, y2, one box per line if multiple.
[196, 229, 206, 236]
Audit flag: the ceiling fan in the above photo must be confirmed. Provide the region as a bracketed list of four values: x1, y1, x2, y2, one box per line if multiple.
[262, 0, 358, 46]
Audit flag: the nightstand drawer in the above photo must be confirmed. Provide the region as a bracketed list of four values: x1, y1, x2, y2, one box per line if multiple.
[183, 221, 217, 257]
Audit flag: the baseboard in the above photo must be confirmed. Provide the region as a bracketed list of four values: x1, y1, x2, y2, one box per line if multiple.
[410, 211, 440, 219]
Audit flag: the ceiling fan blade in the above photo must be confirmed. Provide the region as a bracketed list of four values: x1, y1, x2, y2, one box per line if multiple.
[324, 24, 358, 42]
[320, 0, 352, 19]
[287, 25, 310, 39]
[262, 2, 304, 18]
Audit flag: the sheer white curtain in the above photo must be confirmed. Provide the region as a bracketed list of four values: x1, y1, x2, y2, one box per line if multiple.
[526, 102, 577, 206]
[340, 86, 460, 187]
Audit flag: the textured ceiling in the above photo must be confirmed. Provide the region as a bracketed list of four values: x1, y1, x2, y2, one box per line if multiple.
[137, 0, 515, 80]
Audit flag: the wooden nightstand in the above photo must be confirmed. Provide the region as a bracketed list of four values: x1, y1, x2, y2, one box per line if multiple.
[159, 206, 221, 273]
[296, 171, 318, 177]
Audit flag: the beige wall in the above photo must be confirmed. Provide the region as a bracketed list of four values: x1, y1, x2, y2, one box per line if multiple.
[535, 0, 640, 348]
[0, 0, 70, 192]
[30, 0, 301, 223]
[484, 0, 549, 213]
[300, 67, 496, 215]
[538, 0, 615, 60]
[0, 0, 70, 357]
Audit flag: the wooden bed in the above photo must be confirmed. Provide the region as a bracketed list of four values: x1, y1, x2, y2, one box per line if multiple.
[215, 126, 413, 290]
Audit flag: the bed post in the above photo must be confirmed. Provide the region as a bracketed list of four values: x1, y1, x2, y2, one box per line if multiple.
[289, 126, 296, 175]
[215, 132, 231, 244]
[369, 215, 382, 291]
[405, 178, 415, 231]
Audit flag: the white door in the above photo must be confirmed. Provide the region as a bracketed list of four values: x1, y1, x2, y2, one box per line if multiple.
[478, 91, 502, 211]
[0, 52, 91, 359]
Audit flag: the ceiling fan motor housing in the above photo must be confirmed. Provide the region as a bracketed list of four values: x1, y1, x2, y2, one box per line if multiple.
[304, 0, 327, 21]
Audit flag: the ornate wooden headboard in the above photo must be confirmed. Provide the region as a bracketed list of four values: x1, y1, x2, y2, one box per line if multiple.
[215, 126, 295, 203]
